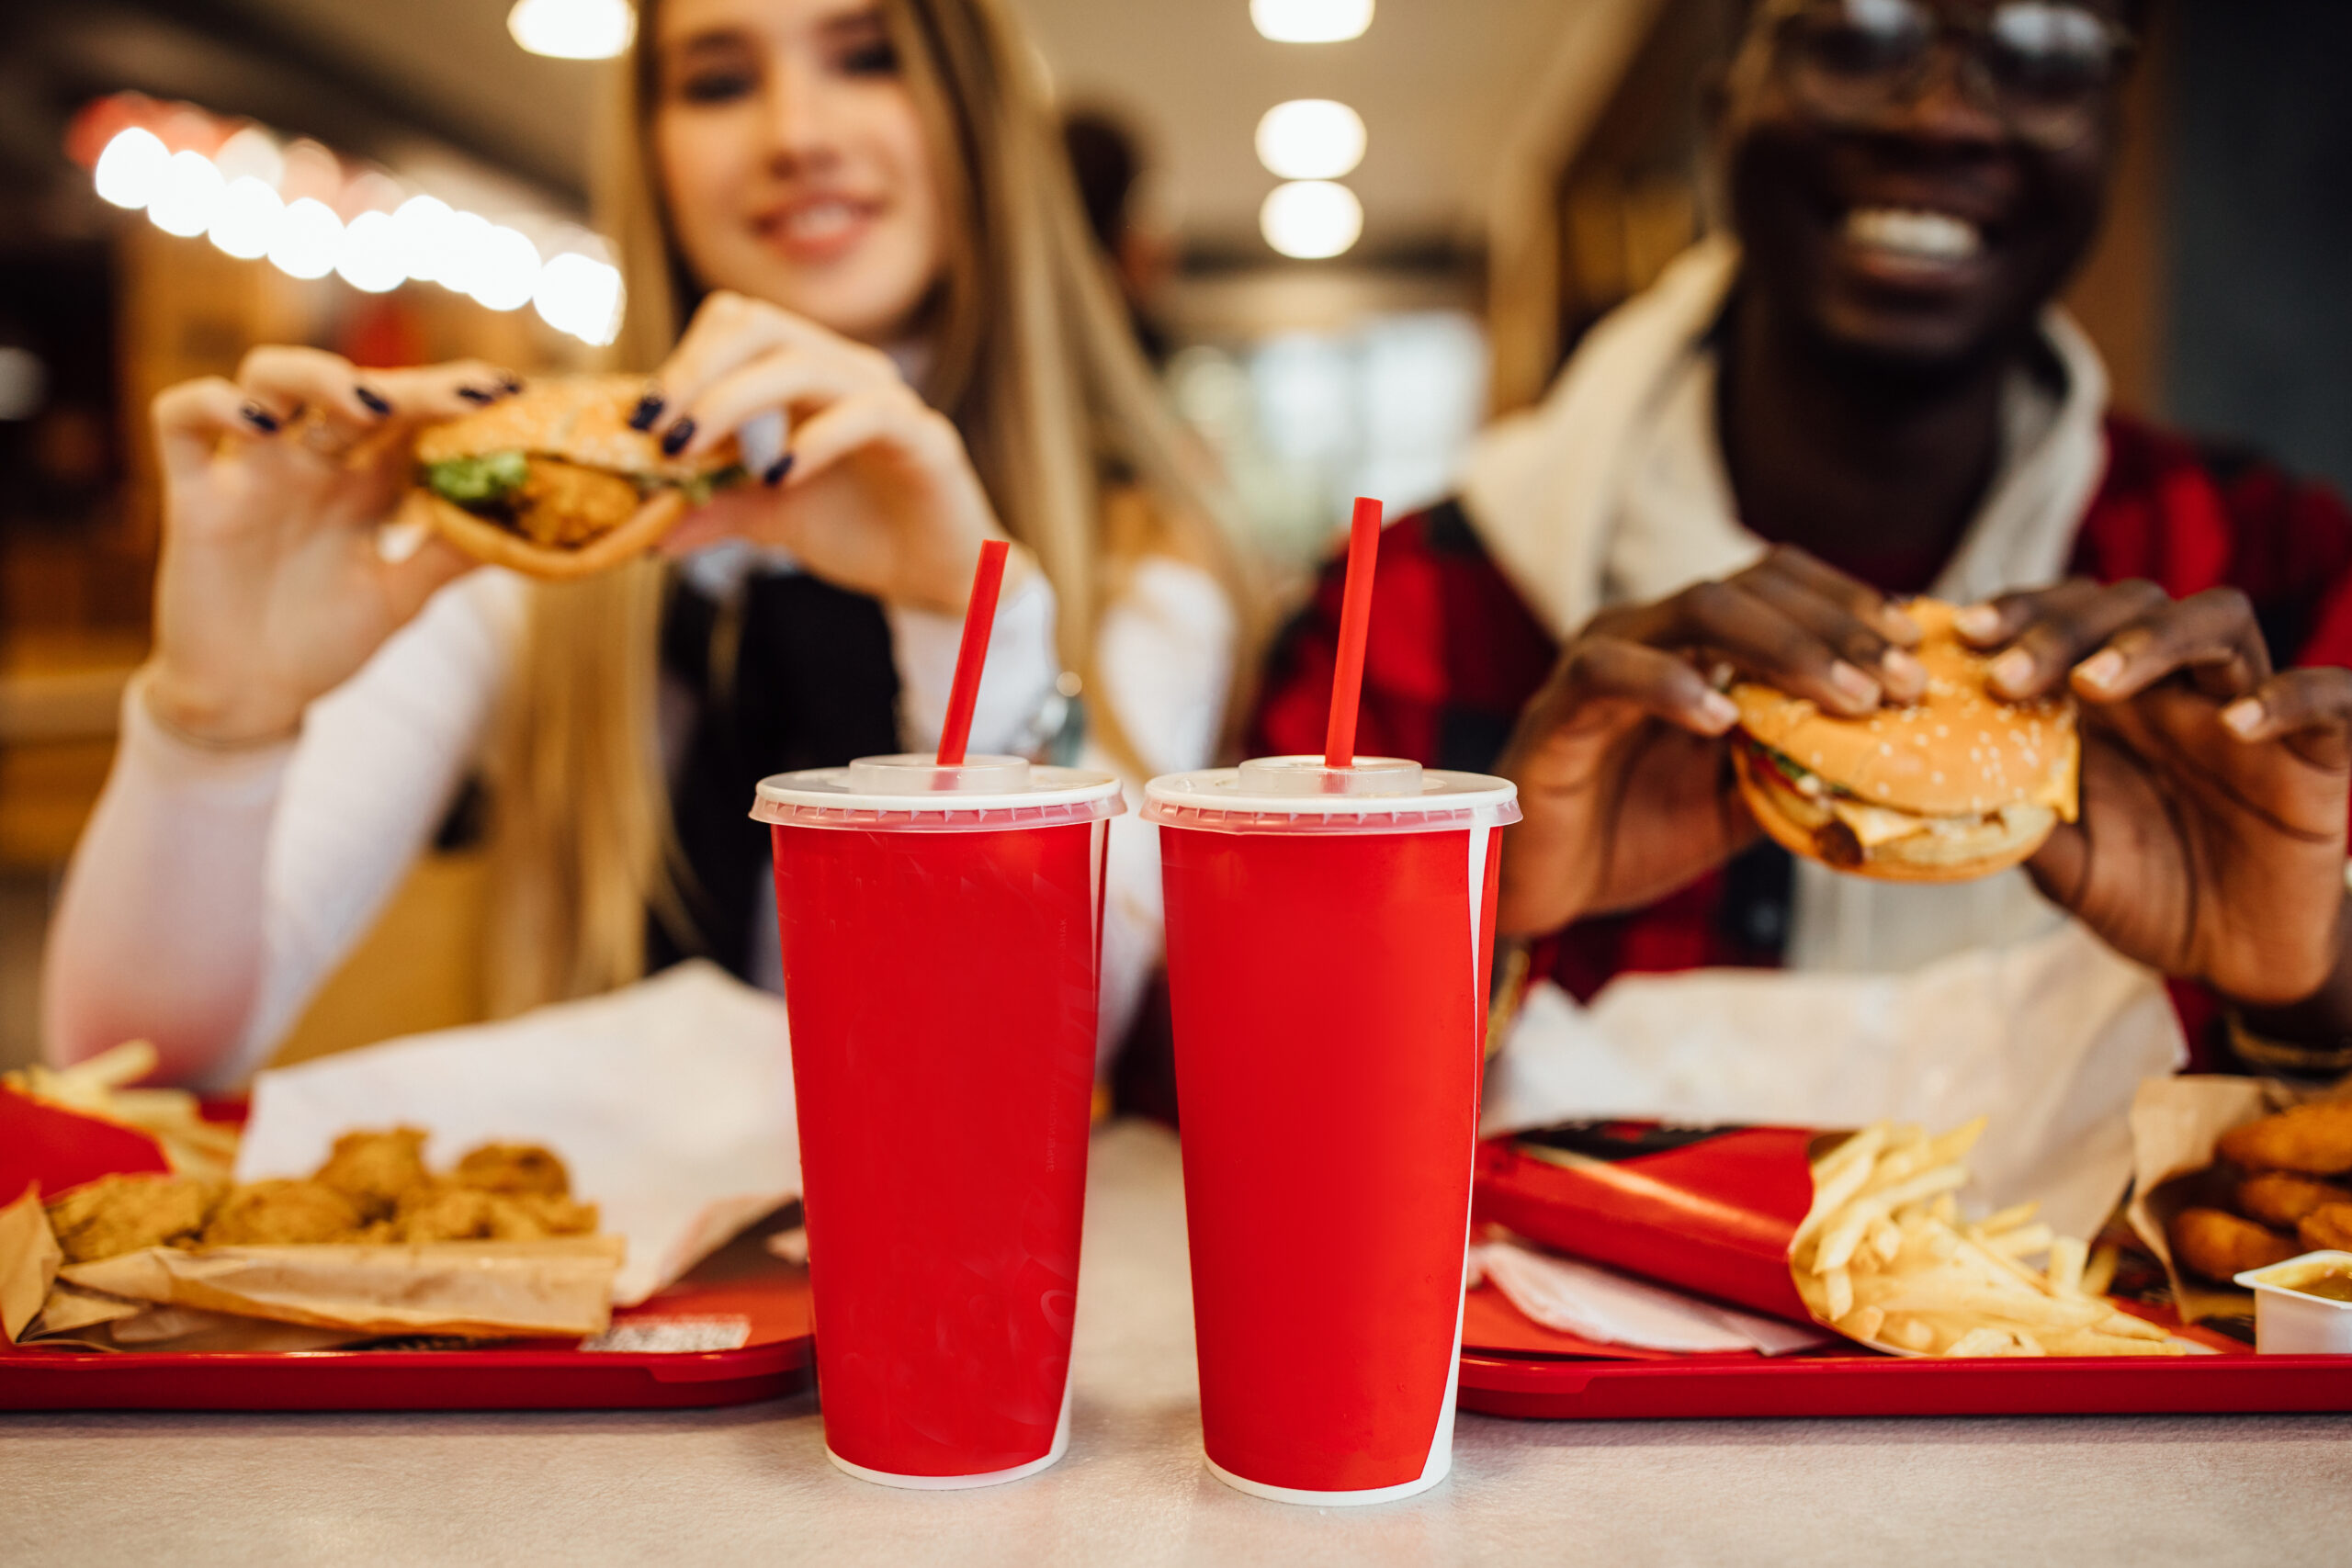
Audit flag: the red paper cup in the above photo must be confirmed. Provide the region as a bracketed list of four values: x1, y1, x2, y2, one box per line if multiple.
[1146, 756, 1520, 1504]
[754, 754, 1123, 1488]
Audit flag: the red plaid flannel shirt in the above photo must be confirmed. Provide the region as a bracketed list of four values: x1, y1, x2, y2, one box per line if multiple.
[1250, 415, 2352, 1070]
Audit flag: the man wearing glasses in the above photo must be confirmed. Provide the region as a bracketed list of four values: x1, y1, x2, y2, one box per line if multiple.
[1254, 0, 2352, 1209]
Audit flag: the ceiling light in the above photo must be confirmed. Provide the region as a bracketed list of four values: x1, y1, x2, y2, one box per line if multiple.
[268, 197, 345, 280]
[508, 0, 636, 60]
[208, 176, 285, 260]
[94, 128, 172, 209]
[213, 126, 285, 189]
[146, 152, 226, 238]
[469, 225, 543, 311]
[1255, 99, 1365, 180]
[336, 210, 408, 294]
[1260, 180, 1362, 259]
[535, 252, 625, 345]
[1250, 0, 1373, 44]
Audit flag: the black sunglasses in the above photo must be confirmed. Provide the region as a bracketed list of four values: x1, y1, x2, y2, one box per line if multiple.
[1771, 0, 2135, 148]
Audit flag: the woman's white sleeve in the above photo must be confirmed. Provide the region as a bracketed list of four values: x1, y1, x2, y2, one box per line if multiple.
[886, 571, 1060, 756]
[1084, 558, 1238, 1075]
[41, 571, 523, 1089]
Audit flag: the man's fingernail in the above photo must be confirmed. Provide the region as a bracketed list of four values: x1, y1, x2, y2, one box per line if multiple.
[1956, 604, 2002, 640]
[1883, 605, 1923, 644]
[2223, 698, 2266, 737]
[763, 454, 795, 487]
[661, 418, 696, 457]
[2075, 649, 2125, 690]
[458, 385, 495, 405]
[1829, 660, 1880, 705]
[1991, 649, 2035, 692]
[355, 384, 392, 416]
[1700, 692, 1740, 730]
[628, 392, 664, 431]
[240, 402, 280, 433]
[1883, 649, 1926, 687]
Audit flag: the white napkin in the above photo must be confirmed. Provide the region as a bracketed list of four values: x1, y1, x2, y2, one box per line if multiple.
[1468, 1239, 1827, 1356]
[236, 961, 798, 1305]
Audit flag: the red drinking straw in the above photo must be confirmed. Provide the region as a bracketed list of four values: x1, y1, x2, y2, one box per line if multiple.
[935, 538, 1012, 767]
[1322, 497, 1385, 769]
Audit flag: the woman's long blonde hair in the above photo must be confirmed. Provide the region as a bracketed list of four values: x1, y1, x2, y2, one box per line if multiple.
[482, 0, 1243, 1016]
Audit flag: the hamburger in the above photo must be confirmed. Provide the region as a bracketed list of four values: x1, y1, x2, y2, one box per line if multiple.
[406, 375, 741, 580]
[1728, 599, 2078, 883]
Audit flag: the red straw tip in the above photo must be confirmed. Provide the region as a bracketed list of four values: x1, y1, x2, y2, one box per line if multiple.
[1323, 497, 1385, 770]
[935, 538, 1013, 768]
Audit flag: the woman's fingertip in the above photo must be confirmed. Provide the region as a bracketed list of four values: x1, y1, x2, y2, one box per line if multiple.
[354, 384, 392, 417]
[627, 391, 664, 431]
[2222, 698, 2267, 738]
[660, 417, 697, 457]
[762, 454, 795, 487]
[240, 402, 280, 433]
[457, 385, 494, 405]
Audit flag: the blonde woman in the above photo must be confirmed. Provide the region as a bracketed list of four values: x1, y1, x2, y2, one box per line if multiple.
[43, 0, 1241, 1086]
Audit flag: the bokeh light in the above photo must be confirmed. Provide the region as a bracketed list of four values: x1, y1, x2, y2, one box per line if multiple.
[1260, 180, 1363, 259]
[93, 128, 171, 209]
[1255, 99, 1366, 180]
[1250, 0, 1374, 44]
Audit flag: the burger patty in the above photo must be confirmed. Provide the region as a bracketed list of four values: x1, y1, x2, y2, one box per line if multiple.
[1736, 736, 2056, 870]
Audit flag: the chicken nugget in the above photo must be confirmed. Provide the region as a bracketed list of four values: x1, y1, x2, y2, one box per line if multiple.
[2236, 1171, 2352, 1229]
[311, 1126, 431, 1220]
[390, 1184, 557, 1242]
[2216, 1100, 2352, 1176]
[2299, 1202, 2352, 1255]
[513, 1192, 599, 1236]
[45, 1174, 220, 1263]
[2170, 1206, 2298, 1283]
[454, 1143, 571, 1199]
[203, 1179, 365, 1246]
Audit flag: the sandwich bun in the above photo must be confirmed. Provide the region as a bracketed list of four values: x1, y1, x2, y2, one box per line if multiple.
[409, 375, 738, 580]
[1728, 599, 2078, 884]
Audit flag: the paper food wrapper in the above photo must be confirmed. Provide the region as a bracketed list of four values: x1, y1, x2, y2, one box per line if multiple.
[1, 1187, 62, 1343]
[2122, 1075, 2295, 1325]
[237, 960, 798, 1305]
[59, 1236, 623, 1339]
[1467, 1236, 1829, 1355]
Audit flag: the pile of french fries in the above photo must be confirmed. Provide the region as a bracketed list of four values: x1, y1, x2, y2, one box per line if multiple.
[1791, 1118, 2181, 1358]
[4, 1040, 238, 1183]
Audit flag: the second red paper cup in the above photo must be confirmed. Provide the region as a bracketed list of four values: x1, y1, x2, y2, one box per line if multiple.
[1147, 755, 1520, 1504]
[755, 753, 1123, 1488]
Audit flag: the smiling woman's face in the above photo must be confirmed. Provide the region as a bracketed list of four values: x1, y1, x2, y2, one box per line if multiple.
[652, 0, 947, 344]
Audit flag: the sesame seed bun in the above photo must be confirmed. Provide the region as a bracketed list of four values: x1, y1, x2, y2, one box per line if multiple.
[1727, 599, 2079, 883]
[414, 374, 734, 484]
[399, 488, 690, 582]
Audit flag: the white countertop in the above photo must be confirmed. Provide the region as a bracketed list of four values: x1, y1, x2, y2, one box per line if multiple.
[6, 1121, 2347, 1566]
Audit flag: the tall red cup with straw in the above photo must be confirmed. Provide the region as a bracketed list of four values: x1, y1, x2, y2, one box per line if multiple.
[753, 539, 1122, 1488]
[1146, 498, 1521, 1504]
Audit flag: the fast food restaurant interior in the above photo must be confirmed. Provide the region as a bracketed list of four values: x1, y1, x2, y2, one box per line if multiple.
[6, 0, 2352, 1560]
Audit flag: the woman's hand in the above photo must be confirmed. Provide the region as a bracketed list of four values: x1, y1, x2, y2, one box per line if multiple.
[1496, 546, 1926, 935]
[1960, 581, 2352, 1007]
[147, 348, 519, 746]
[634, 291, 1012, 612]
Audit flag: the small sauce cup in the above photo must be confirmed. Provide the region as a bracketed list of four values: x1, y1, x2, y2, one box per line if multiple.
[2234, 1250, 2352, 1354]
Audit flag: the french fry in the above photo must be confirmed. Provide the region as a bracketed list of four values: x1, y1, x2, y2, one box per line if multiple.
[1840, 1305, 1885, 1342]
[2078, 1241, 2120, 1300]
[1825, 1266, 1854, 1320]
[1947, 1326, 2017, 1358]
[2045, 1235, 2087, 1295]
[1982, 1222, 2055, 1259]
[1975, 1200, 2038, 1235]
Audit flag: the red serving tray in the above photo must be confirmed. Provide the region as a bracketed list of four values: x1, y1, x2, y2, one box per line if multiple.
[0, 1227, 814, 1413]
[1454, 1282, 2352, 1420]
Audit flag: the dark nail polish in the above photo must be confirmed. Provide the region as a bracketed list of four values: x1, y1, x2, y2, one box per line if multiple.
[498, 371, 525, 394]
[660, 418, 695, 457]
[240, 402, 280, 433]
[762, 455, 795, 487]
[627, 393, 664, 432]
[355, 384, 392, 416]
[458, 385, 494, 405]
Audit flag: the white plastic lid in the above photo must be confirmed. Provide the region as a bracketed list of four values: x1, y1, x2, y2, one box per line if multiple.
[752, 752, 1125, 832]
[1142, 755, 1521, 836]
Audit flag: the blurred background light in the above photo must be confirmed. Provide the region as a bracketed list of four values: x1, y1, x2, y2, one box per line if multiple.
[436, 209, 494, 296]
[334, 209, 407, 293]
[207, 176, 284, 260]
[534, 252, 624, 344]
[0, 346, 46, 422]
[469, 224, 542, 310]
[266, 197, 345, 280]
[1260, 179, 1361, 259]
[212, 126, 285, 189]
[507, 0, 637, 61]
[1255, 99, 1365, 180]
[390, 195, 458, 287]
[93, 127, 170, 209]
[146, 151, 225, 238]
[1250, 0, 1374, 44]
